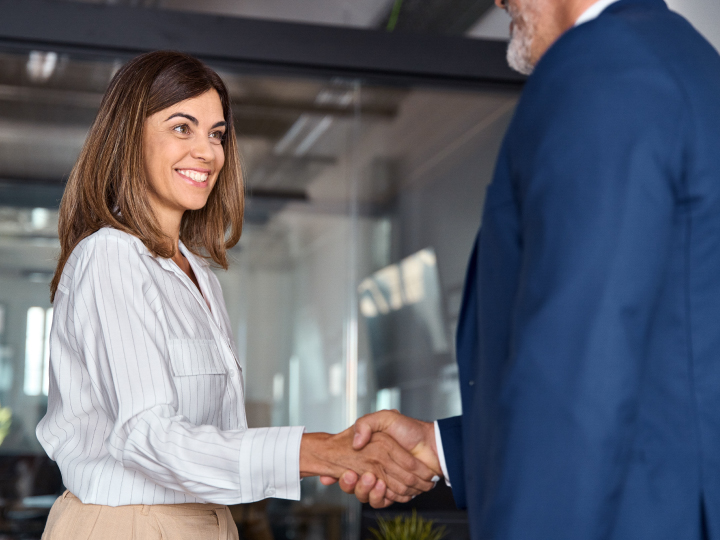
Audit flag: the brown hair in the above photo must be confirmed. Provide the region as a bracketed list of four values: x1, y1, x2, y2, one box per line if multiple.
[50, 50, 243, 301]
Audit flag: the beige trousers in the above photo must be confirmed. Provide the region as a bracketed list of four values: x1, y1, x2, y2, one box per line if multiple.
[42, 491, 240, 540]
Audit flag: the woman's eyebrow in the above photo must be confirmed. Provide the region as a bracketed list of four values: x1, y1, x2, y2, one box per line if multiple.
[165, 112, 198, 125]
[165, 113, 226, 130]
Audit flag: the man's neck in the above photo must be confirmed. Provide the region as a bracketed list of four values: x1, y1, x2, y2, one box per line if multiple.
[566, 0, 605, 27]
[573, 0, 622, 25]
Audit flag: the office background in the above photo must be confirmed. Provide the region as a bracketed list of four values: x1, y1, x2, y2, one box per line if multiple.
[0, 0, 716, 538]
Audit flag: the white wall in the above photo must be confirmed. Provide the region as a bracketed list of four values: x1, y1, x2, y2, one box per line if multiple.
[667, 0, 720, 51]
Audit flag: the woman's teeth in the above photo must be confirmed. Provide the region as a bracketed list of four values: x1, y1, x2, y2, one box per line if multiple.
[178, 169, 209, 183]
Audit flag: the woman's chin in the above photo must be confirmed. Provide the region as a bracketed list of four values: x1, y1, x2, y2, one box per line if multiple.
[181, 197, 211, 212]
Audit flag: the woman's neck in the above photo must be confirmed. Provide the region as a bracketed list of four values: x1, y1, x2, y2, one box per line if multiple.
[151, 205, 183, 256]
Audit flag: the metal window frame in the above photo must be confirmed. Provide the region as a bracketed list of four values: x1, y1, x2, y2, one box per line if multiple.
[0, 0, 524, 89]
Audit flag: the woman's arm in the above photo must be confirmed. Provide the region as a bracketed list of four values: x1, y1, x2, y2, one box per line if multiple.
[65, 232, 433, 504]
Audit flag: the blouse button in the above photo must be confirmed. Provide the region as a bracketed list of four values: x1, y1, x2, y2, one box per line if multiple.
[229, 370, 236, 378]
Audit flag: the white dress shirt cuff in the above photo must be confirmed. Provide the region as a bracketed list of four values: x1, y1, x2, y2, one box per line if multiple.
[434, 420, 451, 487]
[237, 426, 305, 501]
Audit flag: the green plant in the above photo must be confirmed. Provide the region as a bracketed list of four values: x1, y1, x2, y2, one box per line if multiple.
[0, 406, 11, 446]
[368, 509, 447, 540]
[386, 0, 404, 31]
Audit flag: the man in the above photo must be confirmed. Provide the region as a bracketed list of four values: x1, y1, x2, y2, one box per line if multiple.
[327, 0, 720, 537]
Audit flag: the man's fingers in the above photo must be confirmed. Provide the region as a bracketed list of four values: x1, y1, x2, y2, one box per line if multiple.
[337, 471, 358, 494]
[353, 472, 377, 503]
[368, 480, 390, 508]
[382, 473, 423, 498]
[384, 488, 412, 504]
[319, 475, 338, 486]
[353, 410, 399, 450]
[353, 419, 373, 450]
[338, 470, 359, 494]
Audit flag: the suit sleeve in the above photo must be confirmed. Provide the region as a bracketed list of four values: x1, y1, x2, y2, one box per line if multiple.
[437, 416, 466, 507]
[491, 47, 688, 535]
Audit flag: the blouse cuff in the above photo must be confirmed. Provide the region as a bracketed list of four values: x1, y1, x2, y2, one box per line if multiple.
[237, 426, 305, 501]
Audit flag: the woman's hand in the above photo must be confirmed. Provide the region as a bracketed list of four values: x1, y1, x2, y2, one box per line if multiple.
[318, 410, 441, 508]
[299, 426, 437, 507]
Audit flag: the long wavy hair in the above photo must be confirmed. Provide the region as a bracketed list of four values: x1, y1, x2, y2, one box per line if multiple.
[50, 50, 244, 302]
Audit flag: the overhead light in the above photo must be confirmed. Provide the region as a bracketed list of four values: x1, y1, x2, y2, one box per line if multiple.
[274, 114, 334, 157]
[294, 115, 332, 156]
[315, 88, 354, 107]
[26, 51, 58, 83]
[273, 114, 309, 155]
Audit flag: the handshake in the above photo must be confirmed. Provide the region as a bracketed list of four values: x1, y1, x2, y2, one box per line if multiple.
[299, 410, 440, 508]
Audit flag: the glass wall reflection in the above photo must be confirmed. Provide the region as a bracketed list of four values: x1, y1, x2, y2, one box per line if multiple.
[0, 47, 518, 539]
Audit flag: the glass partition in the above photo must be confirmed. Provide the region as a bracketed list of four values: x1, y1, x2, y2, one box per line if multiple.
[0, 46, 518, 539]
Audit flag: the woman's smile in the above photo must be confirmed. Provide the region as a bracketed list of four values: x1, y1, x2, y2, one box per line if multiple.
[175, 167, 211, 186]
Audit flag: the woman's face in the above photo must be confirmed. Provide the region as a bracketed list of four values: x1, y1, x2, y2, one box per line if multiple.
[143, 89, 226, 228]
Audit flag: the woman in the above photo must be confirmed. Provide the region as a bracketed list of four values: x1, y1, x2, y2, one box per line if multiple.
[37, 51, 437, 540]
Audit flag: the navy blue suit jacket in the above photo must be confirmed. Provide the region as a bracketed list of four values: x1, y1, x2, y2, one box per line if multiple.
[437, 1, 720, 538]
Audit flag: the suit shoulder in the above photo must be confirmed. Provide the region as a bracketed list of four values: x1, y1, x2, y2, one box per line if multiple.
[517, 13, 690, 121]
[537, 21, 665, 82]
[535, 3, 717, 88]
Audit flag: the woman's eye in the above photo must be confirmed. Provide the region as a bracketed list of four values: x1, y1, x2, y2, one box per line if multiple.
[173, 124, 190, 135]
[209, 131, 225, 143]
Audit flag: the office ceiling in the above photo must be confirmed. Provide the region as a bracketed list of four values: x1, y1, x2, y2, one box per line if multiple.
[58, 0, 509, 40]
[60, 0, 720, 49]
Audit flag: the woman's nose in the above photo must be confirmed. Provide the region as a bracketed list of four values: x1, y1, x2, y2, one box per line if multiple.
[190, 135, 213, 161]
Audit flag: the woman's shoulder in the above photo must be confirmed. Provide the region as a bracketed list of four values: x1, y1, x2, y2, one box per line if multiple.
[56, 228, 164, 311]
[61, 228, 152, 285]
[75, 227, 150, 260]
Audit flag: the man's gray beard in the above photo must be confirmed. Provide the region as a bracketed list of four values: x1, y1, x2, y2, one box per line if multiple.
[506, 4, 536, 76]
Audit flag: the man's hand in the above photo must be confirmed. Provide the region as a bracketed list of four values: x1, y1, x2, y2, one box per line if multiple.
[319, 410, 440, 507]
[300, 425, 437, 507]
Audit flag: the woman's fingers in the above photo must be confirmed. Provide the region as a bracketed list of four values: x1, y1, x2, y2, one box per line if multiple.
[383, 435, 438, 481]
[309, 427, 436, 505]
[368, 433, 436, 495]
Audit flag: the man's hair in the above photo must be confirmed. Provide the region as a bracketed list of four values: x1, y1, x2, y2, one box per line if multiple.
[50, 50, 244, 301]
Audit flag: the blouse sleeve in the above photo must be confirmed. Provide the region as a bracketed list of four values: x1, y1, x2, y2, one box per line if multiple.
[69, 233, 303, 504]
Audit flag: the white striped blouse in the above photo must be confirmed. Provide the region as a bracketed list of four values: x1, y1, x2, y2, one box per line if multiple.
[36, 227, 304, 506]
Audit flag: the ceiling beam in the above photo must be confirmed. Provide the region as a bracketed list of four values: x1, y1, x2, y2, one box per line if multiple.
[382, 0, 497, 34]
[0, 179, 311, 210]
[0, 0, 523, 88]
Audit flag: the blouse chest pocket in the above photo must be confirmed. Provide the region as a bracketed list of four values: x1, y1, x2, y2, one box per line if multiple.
[168, 339, 227, 425]
[168, 339, 226, 377]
